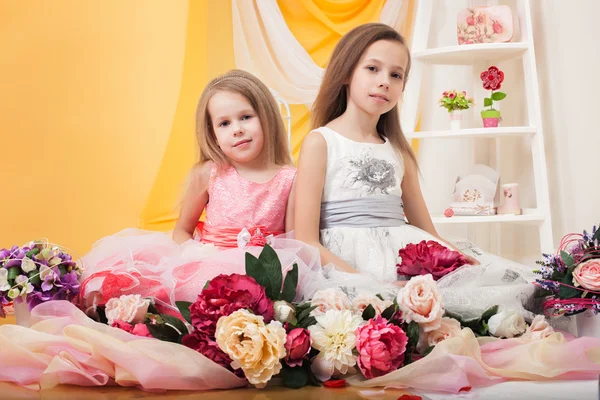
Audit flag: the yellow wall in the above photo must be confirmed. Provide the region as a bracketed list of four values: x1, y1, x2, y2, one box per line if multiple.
[0, 2, 189, 255]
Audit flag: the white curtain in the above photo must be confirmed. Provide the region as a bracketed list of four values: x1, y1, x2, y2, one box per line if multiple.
[231, 0, 408, 105]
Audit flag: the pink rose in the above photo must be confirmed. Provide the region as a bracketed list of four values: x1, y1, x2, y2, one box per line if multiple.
[466, 15, 475, 25]
[105, 294, 151, 325]
[131, 323, 153, 338]
[523, 315, 555, 341]
[422, 317, 462, 348]
[573, 259, 600, 291]
[397, 274, 443, 332]
[356, 316, 408, 379]
[284, 328, 311, 367]
[310, 288, 351, 317]
[182, 327, 233, 371]
[189, 273, 274, 330]
[111, 320, 133, 333]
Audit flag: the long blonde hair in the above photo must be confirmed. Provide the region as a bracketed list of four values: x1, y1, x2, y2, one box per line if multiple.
[311, 23, 416, 166]
[195, 69, 292, 167]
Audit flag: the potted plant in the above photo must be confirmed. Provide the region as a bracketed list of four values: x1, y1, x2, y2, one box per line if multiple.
[438, 90, 475, 130]
[480, 66, 507, 127]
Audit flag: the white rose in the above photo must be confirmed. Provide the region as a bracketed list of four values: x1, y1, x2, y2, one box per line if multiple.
[487, 310, 527, 338]
[105, 294, 151, 325]
[422, 317, 462, 348]
[397, 274, 443, 332]
[273, 300, 295, 323]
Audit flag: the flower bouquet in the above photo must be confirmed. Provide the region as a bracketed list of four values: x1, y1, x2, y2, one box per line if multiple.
[480, 66, 507, 127]
[0, 241, 82, 324]
[535, 224, 600, 336]
[438, 90, 475, 130]
[96, 244, 463, 389]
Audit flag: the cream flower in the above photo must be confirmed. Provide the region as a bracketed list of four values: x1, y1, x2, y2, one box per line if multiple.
[105, 294, 151, 325]
[215, 309, 286, 388]
[422, 317, 462, 348]
[310, 288, 352, 317]
[487, 310, 527, 338]
[273, 300, 295, 324]
[397, 274, 443, 332]
[308, 309, 363, 382]
[0, 269, 10, 291]
[352, 292, 393, 316]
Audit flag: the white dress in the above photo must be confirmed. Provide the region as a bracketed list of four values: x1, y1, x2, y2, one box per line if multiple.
[313, 126, 540, 320]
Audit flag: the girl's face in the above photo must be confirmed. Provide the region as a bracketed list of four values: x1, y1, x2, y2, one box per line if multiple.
[208, 90, 265, 166]
[347, 39, 409, 117]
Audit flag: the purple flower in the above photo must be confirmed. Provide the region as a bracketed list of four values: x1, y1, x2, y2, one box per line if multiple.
[41, 270, 57, 292]
[27, 291, 53, 310]
[52, 271, 80, 300]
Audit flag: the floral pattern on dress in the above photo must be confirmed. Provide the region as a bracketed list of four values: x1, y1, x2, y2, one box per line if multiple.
[341, 148, 396, 196]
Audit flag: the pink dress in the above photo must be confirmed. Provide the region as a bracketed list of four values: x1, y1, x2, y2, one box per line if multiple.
[77, 164, 299, 316]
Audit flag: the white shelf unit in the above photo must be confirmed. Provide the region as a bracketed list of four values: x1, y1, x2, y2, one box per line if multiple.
[401, 0, 554, 254]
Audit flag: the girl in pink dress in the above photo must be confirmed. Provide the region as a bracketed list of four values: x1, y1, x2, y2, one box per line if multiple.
[78, 69, 313, 317]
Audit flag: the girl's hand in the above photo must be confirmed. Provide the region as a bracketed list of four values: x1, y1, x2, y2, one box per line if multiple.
[462, 252, 480, 266]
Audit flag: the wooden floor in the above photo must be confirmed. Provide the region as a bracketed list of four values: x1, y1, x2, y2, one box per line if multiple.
[0, 382, 414, 400]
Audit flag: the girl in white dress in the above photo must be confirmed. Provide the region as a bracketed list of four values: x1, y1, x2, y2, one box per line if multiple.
[295, 23, 538, 320]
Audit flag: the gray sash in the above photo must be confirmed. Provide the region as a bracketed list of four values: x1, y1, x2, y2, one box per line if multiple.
[320, 195, 406, 229]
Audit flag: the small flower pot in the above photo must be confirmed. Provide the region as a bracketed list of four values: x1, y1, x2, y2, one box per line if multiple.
[481, 110, 501, 127]
[449, 110, 462, 130]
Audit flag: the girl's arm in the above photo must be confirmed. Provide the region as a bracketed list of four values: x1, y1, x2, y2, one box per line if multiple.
[172, 162, 212, 244]
[294, 132, 359, 273]
[401, 153, 479, 265]
[285, 178, 297, 232]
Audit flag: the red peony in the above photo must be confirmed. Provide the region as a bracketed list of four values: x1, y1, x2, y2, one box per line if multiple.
[284, 328, 311, 367]
[397, 240, 467, 280]
[356, 316, 408, 379]
[181, 327, 233, 371]
[189, 274, 274, 330]
[480, 66, 504, 91]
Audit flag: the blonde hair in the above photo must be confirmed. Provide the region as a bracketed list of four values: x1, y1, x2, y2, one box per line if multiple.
[311, 23, 417, 166]
[195, 69, 292, 167]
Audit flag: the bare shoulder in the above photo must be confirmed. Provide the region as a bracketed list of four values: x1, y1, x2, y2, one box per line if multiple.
[300, 130, 327, 154]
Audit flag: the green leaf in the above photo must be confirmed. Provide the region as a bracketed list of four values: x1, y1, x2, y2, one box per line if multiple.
[297, 304, 317, 323]
[307, 365, 322, 387]
[25, 247, 40, 258]
[423, 345, 435, 357]
[175, 301, 193, 325]
[479, 320, 489, 336]
[280, 263, 298, 303]
[407, 321, 420, 347]
[146, 322, 181, 343]
[258, 244, 283, 300]
[381, 304, 397, 320]
[147, 303, 159, 314]
[281, 365, 309, 389]
[558, 270, 581, 299]
[560, 251, 575, 267]
[361, 304, 376, 320]
[245, 252, 271, 296]
[462, 317, 482, 330]
[7, 266, 19, 280]
[376, 294, 384, 301]
[484, 97, 493, 107]
[481, 305, 499, 321]
[203, 280, 211, 290]
[161, 314, 189, 336]
[444, 310, 464, 324]
[593, 228, 600, 243]
[298, 316, 317, 329]
[28, 270, 41, 285]
[491, 92, 506, 101]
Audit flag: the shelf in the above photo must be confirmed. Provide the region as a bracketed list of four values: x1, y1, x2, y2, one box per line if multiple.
[413, 42, 529, 65]
[431, 209, 546, 225]
[405, 126, 536, 140]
